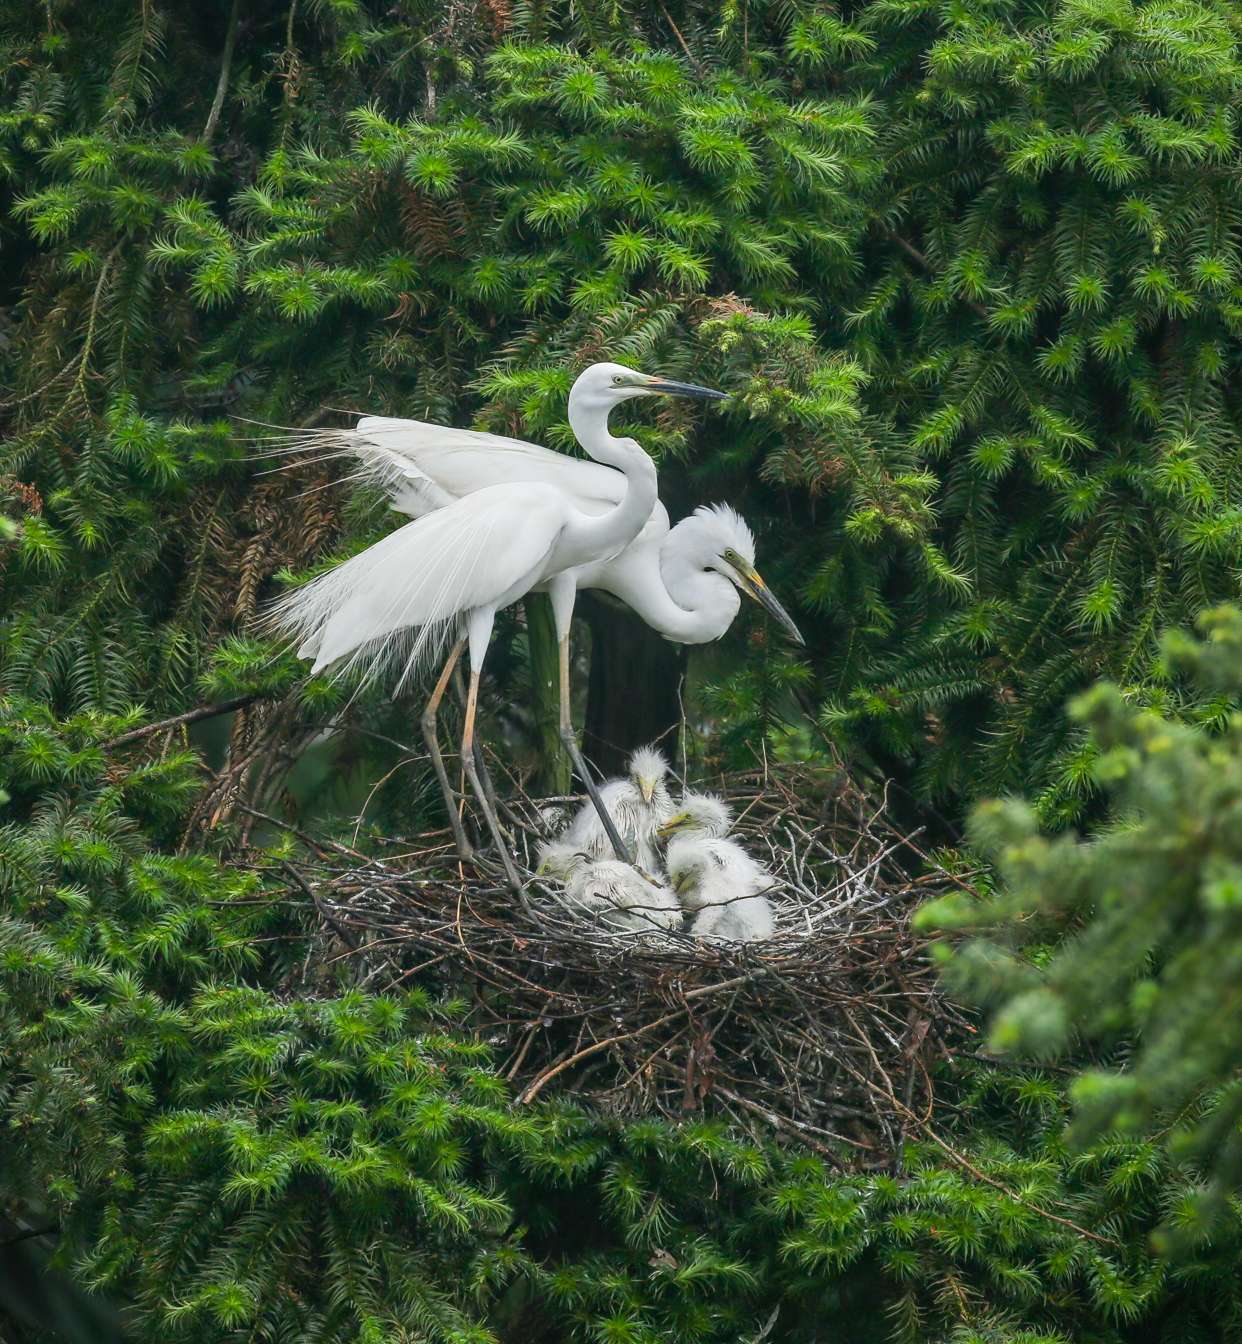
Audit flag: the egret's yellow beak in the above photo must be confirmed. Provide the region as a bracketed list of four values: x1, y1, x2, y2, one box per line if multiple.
[640, 375, 728, 401]
[672, 869, 695, 895]
[657, 811, 689, 839]
[724, 556, 805, 646]
[639, 777, 656, 806]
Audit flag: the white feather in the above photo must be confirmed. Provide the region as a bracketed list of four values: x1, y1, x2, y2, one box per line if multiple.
[560, 746, 674, 873]
[563, 860, 682, 936]
[666, 831, 775, 944]
[264, 482, 565, 686]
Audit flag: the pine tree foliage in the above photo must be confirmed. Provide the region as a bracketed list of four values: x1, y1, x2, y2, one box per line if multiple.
[919, 605, 1242, 1239]
[5, 1, 1242, 1339]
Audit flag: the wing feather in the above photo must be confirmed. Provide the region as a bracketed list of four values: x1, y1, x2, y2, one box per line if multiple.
[355, 416, 627, 511]
[264, 483, 565, 685]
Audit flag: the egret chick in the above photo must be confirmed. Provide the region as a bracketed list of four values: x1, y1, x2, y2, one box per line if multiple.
[534, 837, 589, 882]
[564, 859, 682, 937]
[656, 792, 733, 842]
[562, 744, 675, 874]
[660, 795, 774, 944]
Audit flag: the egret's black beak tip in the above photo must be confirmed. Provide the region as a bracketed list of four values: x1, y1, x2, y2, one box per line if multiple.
[647, 378, 728, 402]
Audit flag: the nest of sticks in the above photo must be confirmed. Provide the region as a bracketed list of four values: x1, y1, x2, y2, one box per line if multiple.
[289, 762, 972, 1164]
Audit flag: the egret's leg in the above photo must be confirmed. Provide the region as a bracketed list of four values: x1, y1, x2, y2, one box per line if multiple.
[460, 666, 522, 891]
[556, 629, 634, 866]
[421, 636, 473, 860]
[449, 662, 507, 837]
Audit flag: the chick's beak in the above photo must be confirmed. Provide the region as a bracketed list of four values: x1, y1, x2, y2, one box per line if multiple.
[726, 557, 805, 646]
[641, 375, 728, 401]
[640, 777, 656, 805]
[657, 812, 688, 838]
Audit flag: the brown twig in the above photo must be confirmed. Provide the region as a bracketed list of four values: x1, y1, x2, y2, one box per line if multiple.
[102, 695, 261, 748]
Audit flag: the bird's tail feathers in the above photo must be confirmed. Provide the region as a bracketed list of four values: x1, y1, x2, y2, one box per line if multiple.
[244, 424, 454, 517]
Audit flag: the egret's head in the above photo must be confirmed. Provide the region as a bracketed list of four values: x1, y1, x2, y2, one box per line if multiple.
[677, 505, 805, 646]
[657, 792, 733, 841]
[627, 744, 671, 806]
[666, 836, 709, 897]
[535, 840, 591, 880]
[569, 362, 727, 414]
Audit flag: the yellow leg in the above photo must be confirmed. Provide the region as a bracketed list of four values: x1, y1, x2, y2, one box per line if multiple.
[459, 668, 522, 891]
[421, 638, 472, 859]
[461, 668, 480, 756]
[558, 633, 572, 736]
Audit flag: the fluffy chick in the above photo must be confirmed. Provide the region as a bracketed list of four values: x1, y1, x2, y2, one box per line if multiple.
[561, 744, 675, 871]
[563, 859, 682, 937]
[661, 793, 774, 944]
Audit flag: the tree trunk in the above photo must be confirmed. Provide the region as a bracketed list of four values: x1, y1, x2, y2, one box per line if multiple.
[582, 593, 686, 777]
[524, 594, 570, 793]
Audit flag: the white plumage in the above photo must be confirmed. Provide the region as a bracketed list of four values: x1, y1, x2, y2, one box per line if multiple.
[263, 417, 804, 650]
[665, 835, 776, 944]
[659, 791, 774, 944]
[270, 482, 568, 685]
[264, 364, 675, 690]
[262, 362, 728, 875]
[560, 745, 675, 874]
[657, 792, 733, 841]
[562, 859, 682, 937]
[535, 843, 680, 936]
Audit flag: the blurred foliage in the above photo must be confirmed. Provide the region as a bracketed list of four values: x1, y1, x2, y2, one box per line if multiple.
[920, 605, 1242, 1242]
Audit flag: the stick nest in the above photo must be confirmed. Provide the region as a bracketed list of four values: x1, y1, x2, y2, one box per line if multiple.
[292, 763, 972, 1165]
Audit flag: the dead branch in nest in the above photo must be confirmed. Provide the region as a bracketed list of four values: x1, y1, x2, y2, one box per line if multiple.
[277, 761, 974, 1166]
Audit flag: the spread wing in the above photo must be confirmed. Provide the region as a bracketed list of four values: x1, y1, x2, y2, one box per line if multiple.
[259, 415, 631, 518]
[263, 483, 566, 686]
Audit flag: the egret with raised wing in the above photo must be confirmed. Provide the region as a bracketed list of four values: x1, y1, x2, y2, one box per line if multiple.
[265, 362, 725, 882]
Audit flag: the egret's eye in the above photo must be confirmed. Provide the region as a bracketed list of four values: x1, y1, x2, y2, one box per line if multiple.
[612, 375, 624, 385]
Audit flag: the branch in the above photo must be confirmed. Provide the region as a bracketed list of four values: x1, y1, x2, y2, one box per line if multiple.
[102, 694, 260, 748]
[2, 1224, 58, 1247]
[203, 0, 241, 144]
[517, 1008, 690, 1104]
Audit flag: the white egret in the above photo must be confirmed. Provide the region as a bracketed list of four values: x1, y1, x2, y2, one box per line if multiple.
[557, 856, 683, 937]
[657, 792, 733, 841]
[260, 401, 804, 851]
[265, 362, 725, 881]
[559, 744, 675, 875]
[272, 415, 805, 649]
[659, 794, 775, 944]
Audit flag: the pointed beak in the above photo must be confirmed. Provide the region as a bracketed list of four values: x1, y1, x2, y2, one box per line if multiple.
[725, 558, 805, 646]
[641, 375, 728, 402]
[657, 812, 688, 839]
[672, 870, 694, 895]
[640, 778, 656, 806]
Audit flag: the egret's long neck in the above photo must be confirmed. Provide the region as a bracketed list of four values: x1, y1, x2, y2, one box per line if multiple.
[568, 396, 658, 555]
[657, 536, 741, 644]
